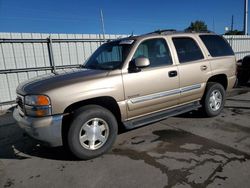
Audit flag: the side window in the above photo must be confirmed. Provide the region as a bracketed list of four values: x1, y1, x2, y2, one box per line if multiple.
[200, 35, 234, 57]
[173, 37, 204, 63]
[133, 38, 173, 67]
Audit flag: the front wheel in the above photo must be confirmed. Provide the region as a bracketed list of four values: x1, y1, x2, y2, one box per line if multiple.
[67, 105, 118, 160]
[201, 82, 226, 117]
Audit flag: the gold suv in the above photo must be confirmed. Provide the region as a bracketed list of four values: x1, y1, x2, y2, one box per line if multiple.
[13, 30, 237, 159]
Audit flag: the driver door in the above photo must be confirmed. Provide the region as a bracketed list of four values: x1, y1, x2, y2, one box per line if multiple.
[122, 38, 180, 119]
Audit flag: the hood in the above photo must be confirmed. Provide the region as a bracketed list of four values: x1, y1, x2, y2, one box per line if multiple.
[16, 68, 109, 96]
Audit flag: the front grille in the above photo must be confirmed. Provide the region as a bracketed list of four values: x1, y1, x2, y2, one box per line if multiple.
[16, 96, 23, 108]
[16, 95, 24, 114]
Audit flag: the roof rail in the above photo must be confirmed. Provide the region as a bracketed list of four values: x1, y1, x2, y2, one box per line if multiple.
[146, 29, 215, 35]
[146, 29, 177, 35]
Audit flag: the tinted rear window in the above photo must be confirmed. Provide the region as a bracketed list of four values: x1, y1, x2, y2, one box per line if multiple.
[200, 35, 234, 57]
[172, 37, 204, 63]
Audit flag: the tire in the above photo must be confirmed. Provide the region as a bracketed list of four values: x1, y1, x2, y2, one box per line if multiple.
[238, 70, 250, 85]
[67, 105, 118, 160]
[201, 82, 226, 117]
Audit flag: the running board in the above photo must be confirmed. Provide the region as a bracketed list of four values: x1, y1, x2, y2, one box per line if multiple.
[123, 101, 201, 130]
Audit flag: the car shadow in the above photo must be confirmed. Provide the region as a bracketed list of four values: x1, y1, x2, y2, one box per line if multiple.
[0, 130, 77, 161]
[0, 110, 77, 161]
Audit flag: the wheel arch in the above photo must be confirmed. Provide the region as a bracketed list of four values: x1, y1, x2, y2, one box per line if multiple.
[61, 96, 122, 145]
[207, 74, 228, 90]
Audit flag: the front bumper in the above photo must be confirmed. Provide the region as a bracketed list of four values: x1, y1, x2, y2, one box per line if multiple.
[13, 108, 63, 147]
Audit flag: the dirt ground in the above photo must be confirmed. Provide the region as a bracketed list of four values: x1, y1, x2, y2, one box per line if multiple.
[0, 87, 250, 188]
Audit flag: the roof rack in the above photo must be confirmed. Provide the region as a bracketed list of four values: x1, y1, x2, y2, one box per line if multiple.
[146, 29, 177, 35]
[146, 29, 215, 35]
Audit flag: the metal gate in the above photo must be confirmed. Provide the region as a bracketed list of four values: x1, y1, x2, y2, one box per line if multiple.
[0, 33, 250, 111]
[0, 33, 127, 110]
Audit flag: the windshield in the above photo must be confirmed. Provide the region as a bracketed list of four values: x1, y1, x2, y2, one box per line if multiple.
[83, 40, 133, 70]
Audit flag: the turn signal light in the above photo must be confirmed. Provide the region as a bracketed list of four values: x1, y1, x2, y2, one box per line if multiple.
[37, 95, 50, 106]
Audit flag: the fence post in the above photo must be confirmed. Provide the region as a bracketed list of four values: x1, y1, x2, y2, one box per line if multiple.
[47, 36, 56, 74]
[230, 36, 234, 48]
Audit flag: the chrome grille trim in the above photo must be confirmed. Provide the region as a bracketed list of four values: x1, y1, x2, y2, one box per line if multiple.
[16, 94, 25, 116]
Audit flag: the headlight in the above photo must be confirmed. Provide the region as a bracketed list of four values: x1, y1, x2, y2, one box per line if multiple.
[24, 95, 52, 117]
[25, 95, 50, 106]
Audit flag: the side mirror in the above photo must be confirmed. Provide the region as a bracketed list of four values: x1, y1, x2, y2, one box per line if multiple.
[129, 57, 150, 73]
[135, 57, 150, 68]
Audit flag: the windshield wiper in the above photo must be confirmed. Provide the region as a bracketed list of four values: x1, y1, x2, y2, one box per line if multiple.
[81, 64, 106, 70]
[81, 65, 98, 69]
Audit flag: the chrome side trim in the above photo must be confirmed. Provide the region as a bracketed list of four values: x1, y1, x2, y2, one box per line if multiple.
[130, 88, 180, 104]
[129, 83, 202, 104]
[180, 84, 201, 93]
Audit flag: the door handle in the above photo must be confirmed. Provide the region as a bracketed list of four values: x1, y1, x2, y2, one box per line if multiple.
[168, 70, 178, 77]
[200, 65, 208, 71]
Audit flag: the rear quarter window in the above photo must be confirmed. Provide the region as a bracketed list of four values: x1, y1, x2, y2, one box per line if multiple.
[200, 35, 234, 57]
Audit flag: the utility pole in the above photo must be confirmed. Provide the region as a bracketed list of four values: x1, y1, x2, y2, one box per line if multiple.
[212, 17, 215, 32]
[244, 0, 248, 35]
[100, 9, 106, 40]
[231, 15, 234, 31]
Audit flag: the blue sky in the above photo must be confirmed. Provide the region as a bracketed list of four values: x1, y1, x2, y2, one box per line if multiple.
[0, 0, 248, 35]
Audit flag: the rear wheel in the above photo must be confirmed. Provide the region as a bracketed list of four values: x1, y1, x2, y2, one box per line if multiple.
[201, 82, 226, 117]
[67, 105, 118, 160]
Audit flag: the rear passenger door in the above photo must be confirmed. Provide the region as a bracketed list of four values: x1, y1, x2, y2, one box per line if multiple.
[171, 36, 212, 104]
